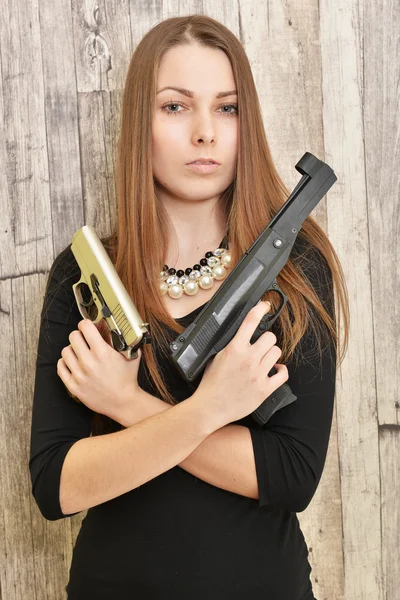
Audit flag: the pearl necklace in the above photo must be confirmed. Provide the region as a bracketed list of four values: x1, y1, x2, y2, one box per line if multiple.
[160, 236, 232, 299]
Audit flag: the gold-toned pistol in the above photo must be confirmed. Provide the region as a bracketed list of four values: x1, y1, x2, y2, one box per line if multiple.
[71, 225, 152, 360]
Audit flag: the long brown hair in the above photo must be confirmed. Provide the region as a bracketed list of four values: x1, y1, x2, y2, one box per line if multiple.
[92, 14, 350, 435]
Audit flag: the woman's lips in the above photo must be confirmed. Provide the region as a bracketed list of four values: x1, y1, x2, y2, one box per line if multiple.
[185, 163, 220, 174]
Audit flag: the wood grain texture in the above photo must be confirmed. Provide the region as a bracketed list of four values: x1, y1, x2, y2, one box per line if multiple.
[39, 0, 84, 258]
[363, 0, 400, 427]
[320, 0, 396, 597]
[380, 428, 400, 600]
[0, 0, 53, 280]
[0, 1, 398, 599]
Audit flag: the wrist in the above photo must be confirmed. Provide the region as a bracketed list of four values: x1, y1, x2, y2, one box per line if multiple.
[187, 391, 221, 436]
[120, 389, 171, 428]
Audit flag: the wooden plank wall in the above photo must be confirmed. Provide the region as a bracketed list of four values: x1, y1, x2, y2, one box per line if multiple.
[0, 1, 398, 598]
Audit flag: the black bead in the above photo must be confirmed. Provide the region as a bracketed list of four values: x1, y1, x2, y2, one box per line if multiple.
[193, 264, 201, 271]
[176, 270, 184, 277]
[168, 268, 176, 275]
[205, 251, 213, 258]
[185, 267, 192, 275]
[200, 258, 208, 266]
[163, 264, 168, 271]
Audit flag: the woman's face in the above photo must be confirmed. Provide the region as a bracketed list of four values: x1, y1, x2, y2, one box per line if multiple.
[152, 43, 239, 205]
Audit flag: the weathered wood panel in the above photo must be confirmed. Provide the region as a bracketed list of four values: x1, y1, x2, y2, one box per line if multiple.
[364, 2, 400, 598]
[380, 429, 400, 600]
[39, 0, 84, 256]
[0, 1, 398, 599]
[0, 0, 53, 279]
[77, 90, 122, 235]
[364, 0, 400, 429]
[321, 0, 391, 597]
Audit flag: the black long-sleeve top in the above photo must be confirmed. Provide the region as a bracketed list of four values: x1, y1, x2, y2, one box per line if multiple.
[29, 237, 337, 600]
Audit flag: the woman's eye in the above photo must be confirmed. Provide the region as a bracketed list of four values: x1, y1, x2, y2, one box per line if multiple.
[160, 103, 184, 115]
[160, 102, 238, 117]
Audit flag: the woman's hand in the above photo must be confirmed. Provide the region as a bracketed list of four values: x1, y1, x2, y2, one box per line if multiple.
[57, 319, 143, 427]
[190, 300, 289, 431]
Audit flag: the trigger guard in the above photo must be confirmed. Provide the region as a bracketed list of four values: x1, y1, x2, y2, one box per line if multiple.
[249, 283, 288, 345]
[259, 286, 286, 330]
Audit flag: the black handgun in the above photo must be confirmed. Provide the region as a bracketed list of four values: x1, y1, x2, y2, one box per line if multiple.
[168, 152, 337, 425]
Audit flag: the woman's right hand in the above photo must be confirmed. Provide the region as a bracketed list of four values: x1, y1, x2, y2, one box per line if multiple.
[189, 300, 289, 431]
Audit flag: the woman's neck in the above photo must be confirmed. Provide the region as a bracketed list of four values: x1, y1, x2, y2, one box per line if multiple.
[164, 231, 228, 270]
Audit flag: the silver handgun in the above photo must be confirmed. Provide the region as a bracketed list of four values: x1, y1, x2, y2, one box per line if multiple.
[71, 225, 152, 359]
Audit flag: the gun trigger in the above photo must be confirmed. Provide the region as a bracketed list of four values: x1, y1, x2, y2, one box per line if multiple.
[258, 308, 280, 330]
[258, 315, 269, 331]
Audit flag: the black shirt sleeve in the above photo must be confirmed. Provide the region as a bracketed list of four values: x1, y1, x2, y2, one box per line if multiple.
[29, 245, 94, 521]
[247, 245, 337, 513]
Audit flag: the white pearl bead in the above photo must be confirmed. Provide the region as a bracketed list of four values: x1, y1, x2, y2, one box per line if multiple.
[212, 265, 227, 280]
[220, 252, 231, 267]
[168, 284, 184, 299]
[198, 275, 214, 290]
[160, 281, 168, 296]
[183, 280, 199, 295]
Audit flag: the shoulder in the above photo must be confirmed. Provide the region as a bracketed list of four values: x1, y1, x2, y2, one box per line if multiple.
[48, 243, 79, 279]
[41, 244, 81, 323]
[43, 243, 79, 302]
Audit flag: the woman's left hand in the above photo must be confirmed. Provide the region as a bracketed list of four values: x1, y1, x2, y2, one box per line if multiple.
[57, 319, 143, 426]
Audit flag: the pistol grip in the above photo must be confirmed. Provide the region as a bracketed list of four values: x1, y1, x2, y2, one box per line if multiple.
[249, 313, 297, 425]
[251, 368, 297, 425]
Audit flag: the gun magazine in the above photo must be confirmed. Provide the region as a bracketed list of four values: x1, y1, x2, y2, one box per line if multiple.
[251, 382, 297, 425]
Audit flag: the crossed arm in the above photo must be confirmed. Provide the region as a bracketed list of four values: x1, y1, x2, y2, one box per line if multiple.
[125, 389, 259, 501]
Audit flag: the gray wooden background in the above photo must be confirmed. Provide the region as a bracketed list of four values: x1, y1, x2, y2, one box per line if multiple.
[0, 1, 398, 599]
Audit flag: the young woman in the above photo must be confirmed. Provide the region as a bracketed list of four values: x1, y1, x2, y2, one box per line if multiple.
[29, 14, 349, 600]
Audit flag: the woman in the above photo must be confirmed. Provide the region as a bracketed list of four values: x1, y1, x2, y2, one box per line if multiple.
[29, 14, 350, 600]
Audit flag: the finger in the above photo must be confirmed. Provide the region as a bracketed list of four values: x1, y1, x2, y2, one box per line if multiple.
[251, 326, 279, 359]
[57, 357, 76, 393]
[77, 319, 108, 354]
[69, 328, 92, 362]
[259, 345, 282, 373]
[232, 300, 272, 348]
[266, 362, 288, 384]
[61, 345, 80, 374]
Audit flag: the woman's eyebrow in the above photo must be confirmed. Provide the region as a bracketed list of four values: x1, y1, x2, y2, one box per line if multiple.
[156, 86, 237, 99]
